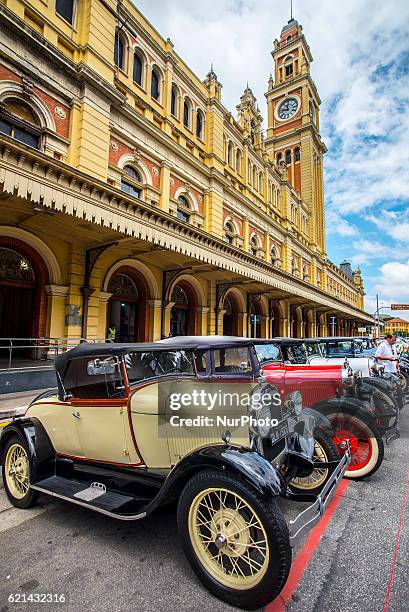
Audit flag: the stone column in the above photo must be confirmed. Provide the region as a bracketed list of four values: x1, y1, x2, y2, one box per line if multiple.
[148, 299, 163, 341]
[217, 309, 227, 335]
[162, 300, 175, 338]
[65, 243, 85, 339]
[261, 315, 269, 339]
[98, 291, 112, 340]
[44, 285, 69, 339]
[242, 217, 249, 251]
[159, 161, 171, 213]
[197, 306, 210, 335]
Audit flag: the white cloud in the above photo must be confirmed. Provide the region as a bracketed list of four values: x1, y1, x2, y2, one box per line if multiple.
[133, 0, 409, 303]
[326, 210, 358, 237]
[134, 0, 409, 223]
[375, 260, 409, 301]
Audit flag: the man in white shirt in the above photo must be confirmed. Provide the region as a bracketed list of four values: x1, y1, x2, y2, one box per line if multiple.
[375, 334, 400, 377]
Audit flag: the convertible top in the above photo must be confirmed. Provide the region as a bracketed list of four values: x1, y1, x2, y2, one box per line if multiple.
[54, 341, 189, 372]
[55, 336, 273, 373]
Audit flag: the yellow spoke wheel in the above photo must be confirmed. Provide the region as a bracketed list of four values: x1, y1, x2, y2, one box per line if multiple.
[188, 487, 269, 590]
[5, 443, 30, 500]
[291, 440, 328, 491]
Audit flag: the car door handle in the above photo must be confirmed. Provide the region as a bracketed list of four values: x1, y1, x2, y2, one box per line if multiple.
[72, 411, 81, 419]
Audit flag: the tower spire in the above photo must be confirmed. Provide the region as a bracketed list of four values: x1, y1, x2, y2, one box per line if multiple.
[290, 0, 293, 21]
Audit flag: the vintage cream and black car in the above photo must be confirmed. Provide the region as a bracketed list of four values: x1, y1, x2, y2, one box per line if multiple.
[0, 338, 350, 609]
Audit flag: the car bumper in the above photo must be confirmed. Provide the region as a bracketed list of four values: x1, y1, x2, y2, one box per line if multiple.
[286, 446, 351, 547]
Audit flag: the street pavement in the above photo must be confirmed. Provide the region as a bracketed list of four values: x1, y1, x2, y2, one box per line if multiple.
[0, 408, 408, 611]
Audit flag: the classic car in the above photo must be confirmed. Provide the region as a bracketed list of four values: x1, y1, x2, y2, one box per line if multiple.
[304, 336, 408, 411]
[250, 338, 388, 479]
[283, 337, 401, 442]
[0, 337, 350, 610]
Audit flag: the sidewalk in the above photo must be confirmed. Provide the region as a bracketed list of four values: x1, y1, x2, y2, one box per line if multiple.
[0, 389, 46, 420]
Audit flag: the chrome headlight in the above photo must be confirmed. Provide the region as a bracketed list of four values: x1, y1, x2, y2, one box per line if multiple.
[285, 390, 303, 417]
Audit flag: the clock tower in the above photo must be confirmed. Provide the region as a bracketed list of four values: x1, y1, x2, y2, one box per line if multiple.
[265, 18, 327, 255]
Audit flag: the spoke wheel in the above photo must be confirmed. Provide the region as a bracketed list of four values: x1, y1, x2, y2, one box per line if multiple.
[332, 418, 372, 471]
[188, 487, 269, 590]
[5, 443, 30, 499]
[1, 435, 39, 508]
[291, 440, 328, 491]
[178, 470, 291, 609]
[325, 410, 384, 480]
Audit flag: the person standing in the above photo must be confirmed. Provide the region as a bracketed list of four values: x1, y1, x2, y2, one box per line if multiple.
[375, 333, 400, 378]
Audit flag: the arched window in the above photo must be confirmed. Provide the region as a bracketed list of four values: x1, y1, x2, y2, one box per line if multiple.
[177, 194, 190, 223]
[236, 149, 242, 174]
[196, 109, 204, 139]
[224, 221, 235, 245]
[0, 100, 41, 149]
[285, 62, 293, 78]
[114, 30, 126, 70]
[151, 67, 160, 101]
[171, 85, 178, 117]
[258, 171, 263, 193]
[250, 235, 259, 257]
[285, 150, 292, 165]
[183, 98, 191, 129]
[292, 257, 299, 276]
[294, 147, 301, 162]
[252, 166, 257, 188]
[56, 0, 74, 25]
[270, 247, 277, 266]
[121, 165, 142, 198]
[303, 265, 310, 281]
[227, 141, 234, 166]
[276, 152, 282, 166]
[133, 52, 143, 86]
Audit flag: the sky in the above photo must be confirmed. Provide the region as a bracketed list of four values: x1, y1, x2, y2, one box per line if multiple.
[134, 0, 409, 318]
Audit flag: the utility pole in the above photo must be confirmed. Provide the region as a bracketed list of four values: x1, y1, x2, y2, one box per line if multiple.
[376, 294, 380, 339]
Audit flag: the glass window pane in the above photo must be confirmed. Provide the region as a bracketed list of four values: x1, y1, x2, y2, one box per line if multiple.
[254, 344, 281, 365]
[213, 347, 252, 374]
[63, 356, 123, 399]
[151, 71, 160, 100]
[125, 350, 194, 384]
[133, 54, 143, 85]
[0, 119, 12, 136]
[13, 127, 39, 149]
[56, 0, 74, 24]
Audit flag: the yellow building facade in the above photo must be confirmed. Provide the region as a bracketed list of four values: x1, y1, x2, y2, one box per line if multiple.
[384, 318, 409, 336]
[0, 0, 372, 343]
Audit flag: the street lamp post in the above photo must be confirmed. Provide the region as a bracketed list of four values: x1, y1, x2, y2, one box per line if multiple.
[373, 296, 389, 339]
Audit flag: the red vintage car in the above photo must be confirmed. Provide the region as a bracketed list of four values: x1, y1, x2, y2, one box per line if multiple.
[253, 340, 385, 480]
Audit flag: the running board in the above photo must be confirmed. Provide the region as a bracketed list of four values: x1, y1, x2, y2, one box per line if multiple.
[31, 476, 147, 521]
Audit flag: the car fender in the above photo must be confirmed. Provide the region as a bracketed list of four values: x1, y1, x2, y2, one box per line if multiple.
[146, 444, 286, 512]
[0, 417, 55, 484]
[310, 396, 377, 426]
[302, 406, 333, 433]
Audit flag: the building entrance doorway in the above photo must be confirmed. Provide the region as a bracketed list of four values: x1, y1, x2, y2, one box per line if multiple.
[0, 248, 36, 339]
[107, 273, 139, 342]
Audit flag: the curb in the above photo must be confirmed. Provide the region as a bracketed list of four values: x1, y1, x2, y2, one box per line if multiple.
[0, 409, 25, 421]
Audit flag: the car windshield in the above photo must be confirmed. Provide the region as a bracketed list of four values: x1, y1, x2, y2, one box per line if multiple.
[254, 343, 281, 365]
[282, 344, 308, 364]
[326, 341, 354, 357]
[305, 342, 324, 357]
[125, 350, 195, 385]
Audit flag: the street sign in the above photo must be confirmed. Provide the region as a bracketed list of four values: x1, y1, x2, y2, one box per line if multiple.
[391, 304, 409, 310]
[357, 327, 367, 332]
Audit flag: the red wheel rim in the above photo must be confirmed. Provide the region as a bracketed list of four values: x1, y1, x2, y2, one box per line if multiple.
[332, 417, 373, 471]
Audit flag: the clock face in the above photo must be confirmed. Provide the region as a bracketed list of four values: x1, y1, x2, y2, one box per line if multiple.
[277, 97, 299, 120]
